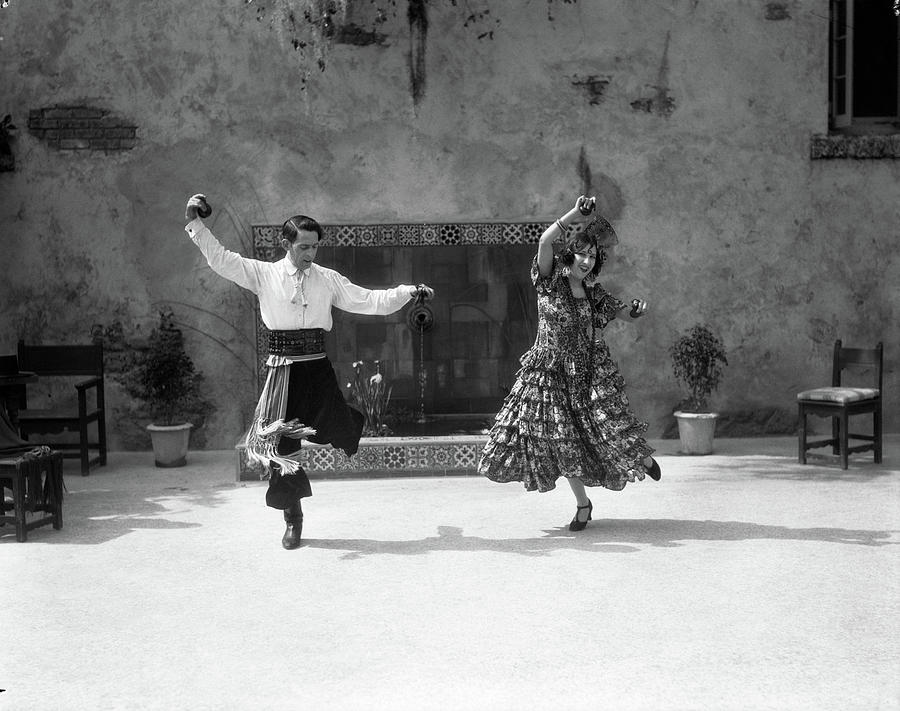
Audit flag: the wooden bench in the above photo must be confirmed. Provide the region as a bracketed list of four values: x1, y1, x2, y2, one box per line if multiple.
[16, 341, 107, 476]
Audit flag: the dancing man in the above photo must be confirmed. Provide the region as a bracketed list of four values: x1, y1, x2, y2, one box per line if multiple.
[478, 195, 659, 531]
[184, 194, 434, 548]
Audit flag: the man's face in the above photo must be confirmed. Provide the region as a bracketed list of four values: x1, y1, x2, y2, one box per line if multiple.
[283, 230, 319, 270]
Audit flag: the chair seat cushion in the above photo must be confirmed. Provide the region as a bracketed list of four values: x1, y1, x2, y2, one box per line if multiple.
[797, 387, 880, 404]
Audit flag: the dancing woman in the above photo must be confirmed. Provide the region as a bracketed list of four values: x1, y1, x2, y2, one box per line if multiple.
[477, 195, 660, 531]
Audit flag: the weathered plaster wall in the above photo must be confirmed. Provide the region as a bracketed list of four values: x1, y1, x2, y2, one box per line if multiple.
[1, 0, 897, 448]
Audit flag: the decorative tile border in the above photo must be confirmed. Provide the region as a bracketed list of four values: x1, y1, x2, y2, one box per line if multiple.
[252, 221, 559, 251]
[235, 435, 489, 482]
[810, 133, 900, 160]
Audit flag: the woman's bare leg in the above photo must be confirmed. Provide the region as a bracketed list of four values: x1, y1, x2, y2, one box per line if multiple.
[566, 476, 591, 523]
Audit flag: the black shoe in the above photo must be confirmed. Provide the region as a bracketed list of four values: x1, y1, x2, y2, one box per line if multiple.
[568, 499, 593, 532]
[281, 502, 303, 549]
[646, 458, 661, 481]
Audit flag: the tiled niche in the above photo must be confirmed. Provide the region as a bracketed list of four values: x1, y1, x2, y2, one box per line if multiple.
[252, 222, 549, 417]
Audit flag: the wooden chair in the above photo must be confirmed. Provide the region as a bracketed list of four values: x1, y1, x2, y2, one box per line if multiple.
[15, 341, 107, 475]
[797, 340, 883, 469]
[0, 449, 64, 542]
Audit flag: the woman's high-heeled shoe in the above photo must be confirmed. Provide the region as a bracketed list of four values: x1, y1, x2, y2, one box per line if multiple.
[646, 458, 661, 481]
[568, 499, 593, 532]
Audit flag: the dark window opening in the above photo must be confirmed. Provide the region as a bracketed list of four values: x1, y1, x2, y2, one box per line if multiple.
[829, 0, 900, 133]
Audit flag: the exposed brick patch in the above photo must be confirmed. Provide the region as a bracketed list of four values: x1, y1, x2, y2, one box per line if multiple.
[810, 133, 900, 159]
[28, 106, 137, 151]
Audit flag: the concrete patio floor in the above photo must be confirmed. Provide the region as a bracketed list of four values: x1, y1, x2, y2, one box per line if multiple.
[2, 436, 898, 711]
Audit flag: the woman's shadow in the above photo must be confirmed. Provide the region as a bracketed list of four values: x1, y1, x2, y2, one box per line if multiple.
[304, 518, 898, 559]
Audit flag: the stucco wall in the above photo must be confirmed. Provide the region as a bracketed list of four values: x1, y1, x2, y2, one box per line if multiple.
[1, 0, 897, 449]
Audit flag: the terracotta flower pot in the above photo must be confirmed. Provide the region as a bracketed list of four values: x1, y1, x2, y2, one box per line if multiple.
[673, 411, 718, 455]
[146, 423, 193, 467]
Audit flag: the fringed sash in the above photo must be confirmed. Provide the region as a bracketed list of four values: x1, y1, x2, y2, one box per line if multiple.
[244, 329, 325, 478]
[243, 363, 296, 476]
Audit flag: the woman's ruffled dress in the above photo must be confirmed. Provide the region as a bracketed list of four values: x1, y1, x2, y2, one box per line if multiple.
[478, 256, 654, 492]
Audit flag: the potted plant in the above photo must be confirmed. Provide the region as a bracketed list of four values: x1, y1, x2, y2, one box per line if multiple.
[669, 323, 728, 454]
[120, 310, 213, 466]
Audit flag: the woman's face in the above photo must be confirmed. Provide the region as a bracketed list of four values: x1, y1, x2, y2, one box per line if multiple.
[571, 245, 597, 279]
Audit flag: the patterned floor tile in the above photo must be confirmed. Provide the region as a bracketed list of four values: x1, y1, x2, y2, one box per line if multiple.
[431, 446, 452, 468]
[355, 445, 385, 470]
[404, 445, 431, 468]
[452, 444, 478, 468]
[383, 445, 407, 469]
[308, 447, 336, 471]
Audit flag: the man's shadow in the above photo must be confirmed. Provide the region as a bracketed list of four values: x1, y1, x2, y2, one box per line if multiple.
[304, 518, 898, 559]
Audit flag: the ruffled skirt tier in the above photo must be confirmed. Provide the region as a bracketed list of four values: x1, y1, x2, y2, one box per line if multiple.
[478, 344, 653, 492]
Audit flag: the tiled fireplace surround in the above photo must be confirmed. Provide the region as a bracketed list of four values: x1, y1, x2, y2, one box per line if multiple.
[236, 221, 549, 481]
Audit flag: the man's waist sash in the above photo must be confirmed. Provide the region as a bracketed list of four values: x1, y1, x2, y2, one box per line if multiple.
[267, 329, 326, 356]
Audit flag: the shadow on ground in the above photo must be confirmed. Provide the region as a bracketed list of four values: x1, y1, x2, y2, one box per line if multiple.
[1, 483, 234, 545]
[304, 519, 899, 560]
[682, 454, 897, 483]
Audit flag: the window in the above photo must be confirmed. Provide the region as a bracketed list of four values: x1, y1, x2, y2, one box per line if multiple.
[829, 0, 900, 133]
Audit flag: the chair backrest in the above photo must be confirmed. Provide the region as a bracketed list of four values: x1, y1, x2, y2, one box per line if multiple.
[832, 339, 883, 391]
[17, 341, 104, 377]
[0, 354, 18, 376]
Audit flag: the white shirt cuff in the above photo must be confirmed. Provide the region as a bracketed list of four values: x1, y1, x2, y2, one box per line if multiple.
[184, 217, 206, 239]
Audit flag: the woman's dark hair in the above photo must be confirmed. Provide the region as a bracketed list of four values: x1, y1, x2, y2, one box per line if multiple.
[559, 231, 607, 277]
[281, 215, 323, 243]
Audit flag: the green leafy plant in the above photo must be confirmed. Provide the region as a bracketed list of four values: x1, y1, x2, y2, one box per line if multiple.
[346, 359, 392, 436]
[669, 323, 728, 413]
[116, 310, 214, 427]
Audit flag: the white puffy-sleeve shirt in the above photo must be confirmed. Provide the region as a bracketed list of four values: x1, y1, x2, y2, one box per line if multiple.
[185, 218, 414, 330]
